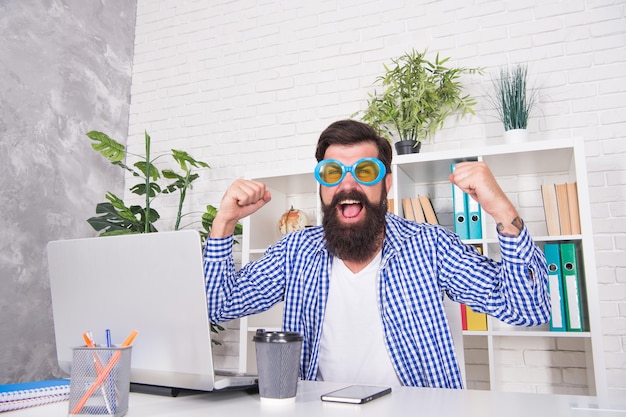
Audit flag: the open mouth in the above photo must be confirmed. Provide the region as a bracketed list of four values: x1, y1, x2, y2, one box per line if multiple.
[337, 198, 364, 219]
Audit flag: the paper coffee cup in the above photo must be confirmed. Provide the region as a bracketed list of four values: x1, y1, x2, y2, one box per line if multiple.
[253, 329, 303, 402]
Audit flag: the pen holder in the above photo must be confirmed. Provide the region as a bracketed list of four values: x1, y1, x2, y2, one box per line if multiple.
[68, 346, 132, 417]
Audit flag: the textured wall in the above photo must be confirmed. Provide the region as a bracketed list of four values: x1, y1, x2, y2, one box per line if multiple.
[0, 0, 137, 383]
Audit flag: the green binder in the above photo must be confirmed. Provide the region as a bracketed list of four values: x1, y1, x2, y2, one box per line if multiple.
[544, 243, 566, 331]
[560, 243, 584, 332]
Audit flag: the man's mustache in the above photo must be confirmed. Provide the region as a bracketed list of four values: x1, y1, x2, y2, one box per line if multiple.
[329, 190, 369, 208]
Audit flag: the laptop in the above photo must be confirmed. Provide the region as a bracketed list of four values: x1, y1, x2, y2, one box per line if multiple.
[47, 230, 257, 394]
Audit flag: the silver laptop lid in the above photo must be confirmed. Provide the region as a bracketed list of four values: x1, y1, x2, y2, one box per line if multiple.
[47, 230, 217, 391]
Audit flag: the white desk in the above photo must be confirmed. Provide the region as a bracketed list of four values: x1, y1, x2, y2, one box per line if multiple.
[5, 381, 626, 417]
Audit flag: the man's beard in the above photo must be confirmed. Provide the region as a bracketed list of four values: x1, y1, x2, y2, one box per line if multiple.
[321, 188, 388, 263]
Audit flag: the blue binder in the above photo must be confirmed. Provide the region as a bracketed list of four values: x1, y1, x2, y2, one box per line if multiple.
[544, 243, 566, 331]
[466, 194, 482, 239]
[451, 164, 469, 240]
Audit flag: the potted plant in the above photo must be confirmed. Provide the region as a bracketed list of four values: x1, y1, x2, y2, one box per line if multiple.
[86, 130, 242, 343]
[357, 49, 481, 154]
[86, 130, 242, 240]
[490, 63, 538, 144]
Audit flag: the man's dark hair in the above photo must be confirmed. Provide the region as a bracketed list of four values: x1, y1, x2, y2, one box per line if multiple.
[315, 119, 393, 173]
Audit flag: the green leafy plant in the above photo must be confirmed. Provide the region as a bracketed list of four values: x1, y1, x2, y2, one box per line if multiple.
[490, 64, 538, 131]
[86, 130, 242, 240]
[357, 49, 481, 145]
[86, 130, 240, 345]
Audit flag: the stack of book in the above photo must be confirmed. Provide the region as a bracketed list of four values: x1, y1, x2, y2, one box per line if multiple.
[0, 379, 70, 412]
[400, 195, 439, 225]
[541, 182, 581, 236]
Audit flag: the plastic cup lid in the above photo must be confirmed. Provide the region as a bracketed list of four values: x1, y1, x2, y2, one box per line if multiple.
[252, 329, 303, 343]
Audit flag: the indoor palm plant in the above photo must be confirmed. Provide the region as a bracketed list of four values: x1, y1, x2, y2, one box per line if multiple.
[490, 63, 538, 143]
[357, 49, 481, 154]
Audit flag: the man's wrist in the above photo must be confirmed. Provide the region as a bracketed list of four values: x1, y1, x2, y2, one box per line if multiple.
[209, 214, 239, 238]
[496, 216, 524, 236]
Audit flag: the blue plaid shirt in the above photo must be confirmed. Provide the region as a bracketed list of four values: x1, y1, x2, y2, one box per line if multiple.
[203, 213, 550, 389]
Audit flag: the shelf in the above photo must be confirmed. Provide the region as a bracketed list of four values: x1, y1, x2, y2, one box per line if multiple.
[478, 235, 583, 245]
[394, 138, 577, 184]
[463, 331, 592, 338]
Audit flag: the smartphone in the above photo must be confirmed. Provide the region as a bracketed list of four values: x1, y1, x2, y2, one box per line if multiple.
[320, 385, 392, 404]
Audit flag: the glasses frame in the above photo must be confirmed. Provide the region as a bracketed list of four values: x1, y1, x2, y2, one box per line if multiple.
[314, 157, 387, 187]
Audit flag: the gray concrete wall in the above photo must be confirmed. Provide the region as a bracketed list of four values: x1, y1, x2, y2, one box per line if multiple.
[0, 0, 137, 383]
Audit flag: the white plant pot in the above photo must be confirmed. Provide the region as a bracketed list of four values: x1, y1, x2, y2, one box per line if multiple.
[504, 129, 528, 144]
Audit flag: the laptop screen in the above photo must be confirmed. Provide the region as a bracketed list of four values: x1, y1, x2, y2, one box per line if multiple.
[47, 230, 219, 391]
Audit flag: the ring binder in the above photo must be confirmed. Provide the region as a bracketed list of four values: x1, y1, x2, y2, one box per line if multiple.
[560, 243, 584, 332]
[466, 194, 482, 240]
[544, 243, 566, 332]
[451, 164, 469, 240]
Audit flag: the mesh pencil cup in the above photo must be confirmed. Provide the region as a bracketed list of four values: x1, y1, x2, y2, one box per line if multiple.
[68, 346, 132, 417]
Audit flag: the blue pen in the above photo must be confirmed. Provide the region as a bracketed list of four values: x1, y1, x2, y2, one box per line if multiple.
[105, 329, 112, 348]
[104, 329, 116, 413]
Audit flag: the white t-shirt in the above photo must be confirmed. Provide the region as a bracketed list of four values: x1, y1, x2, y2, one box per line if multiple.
[317, 252, 402, 387]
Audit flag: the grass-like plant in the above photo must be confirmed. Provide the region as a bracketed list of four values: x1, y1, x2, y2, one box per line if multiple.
[358, 49, 482, 144]
[491, 64, 538, 131]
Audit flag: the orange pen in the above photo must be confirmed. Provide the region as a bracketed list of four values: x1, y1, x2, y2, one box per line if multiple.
[70, 330, 138, 415]
[81, 331, 113, 413]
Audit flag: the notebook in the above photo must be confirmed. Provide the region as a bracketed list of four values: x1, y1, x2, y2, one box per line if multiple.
[47, 230, 257, 393]
[0, 379, 70, 412]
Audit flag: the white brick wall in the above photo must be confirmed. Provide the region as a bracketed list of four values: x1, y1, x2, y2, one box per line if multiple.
[127, 0, 626, 397]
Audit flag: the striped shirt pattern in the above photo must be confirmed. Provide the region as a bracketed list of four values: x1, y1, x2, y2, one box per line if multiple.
[203, 213, 550, 389]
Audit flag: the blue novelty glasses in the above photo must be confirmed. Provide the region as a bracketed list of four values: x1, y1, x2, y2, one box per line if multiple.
[314, 158, 386, 186]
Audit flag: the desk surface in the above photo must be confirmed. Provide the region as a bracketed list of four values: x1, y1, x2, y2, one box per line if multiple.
[5, 381, 626, 417]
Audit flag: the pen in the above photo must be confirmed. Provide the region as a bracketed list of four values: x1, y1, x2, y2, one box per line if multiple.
[71, 330, 138, 415]
[121, 329, 138, 347]
[104, 329, 115, 413]
[105, 329, 112, 348]
[82, 331, 96, 348]
[81, 331, 113, 414]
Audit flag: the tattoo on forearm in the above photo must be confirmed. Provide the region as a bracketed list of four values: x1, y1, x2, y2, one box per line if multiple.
[497, 216, 524, 234]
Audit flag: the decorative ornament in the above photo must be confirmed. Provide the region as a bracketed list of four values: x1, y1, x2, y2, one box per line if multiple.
[278, 206, 310, 235]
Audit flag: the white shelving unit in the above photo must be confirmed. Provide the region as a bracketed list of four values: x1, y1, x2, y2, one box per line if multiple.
[391, 137, 605, 396]
[237, 138, 606, 396]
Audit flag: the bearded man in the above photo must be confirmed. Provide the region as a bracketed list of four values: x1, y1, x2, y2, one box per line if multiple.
[204, 119, 550, 389]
